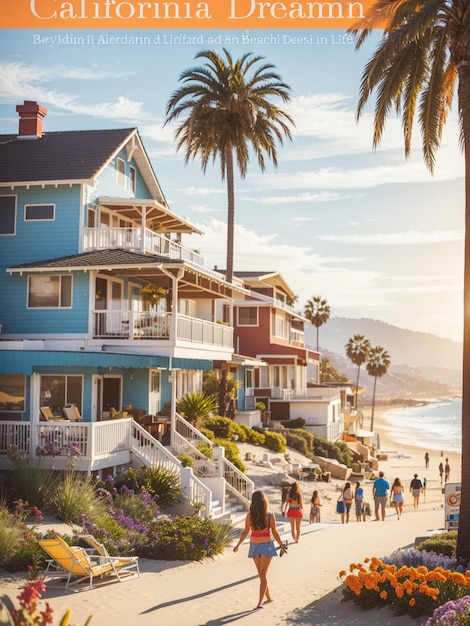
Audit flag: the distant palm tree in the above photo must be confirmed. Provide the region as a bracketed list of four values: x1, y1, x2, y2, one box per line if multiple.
[304, 296, 331, 351]
[349, 0, 470, 560]
[165, 48, 294, 283]
[345, 335, 371, 411]
[366, 346, 391, 432]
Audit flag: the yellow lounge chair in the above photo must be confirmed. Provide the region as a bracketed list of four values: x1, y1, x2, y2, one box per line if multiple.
[81, 535, 140, 576]
[39, 537, 138, 590]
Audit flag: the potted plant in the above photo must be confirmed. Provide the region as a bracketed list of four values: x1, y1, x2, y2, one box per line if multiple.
[140, 282, 167, 307]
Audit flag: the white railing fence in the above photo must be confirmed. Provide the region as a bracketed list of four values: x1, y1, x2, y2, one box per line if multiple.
[83, 227, 204, 267]
[175, 414, 253, 509]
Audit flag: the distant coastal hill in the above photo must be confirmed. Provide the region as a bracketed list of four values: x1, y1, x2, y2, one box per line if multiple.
[305, 316, 462, 399]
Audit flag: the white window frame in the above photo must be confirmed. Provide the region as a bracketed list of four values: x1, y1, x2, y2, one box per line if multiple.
[28, 275, 72, 309]
[24, 204, 55, 221]
[272, 311, 287, 339]
[129, 165, 136, 192]
[116, 158, 126, 187]
[0, 195, 17, 236]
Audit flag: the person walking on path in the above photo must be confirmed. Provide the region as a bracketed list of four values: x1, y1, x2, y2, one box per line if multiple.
[439, 462, 444, 486]
[373, 471, 390, 521]
[424, 452, 430, 469]
[233, 490, 285, 610]
[283, 481, 303, 542]
[390, 477, 405, 519]
[309, 490, 322, 524]
[445, 458, 451, 482]
[354, 481, 364, 522]
[340, 482, 353, 524]
[410, 474, 424, 509]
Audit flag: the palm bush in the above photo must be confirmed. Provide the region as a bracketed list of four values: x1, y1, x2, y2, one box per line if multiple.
[177, 392, 217, 423]
[112, 466, 181, 508]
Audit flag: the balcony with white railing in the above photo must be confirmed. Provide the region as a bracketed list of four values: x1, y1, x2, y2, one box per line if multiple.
[83, 227, 204, 267]
[290, 328, 305, 347]
[92, 310, 233, 348]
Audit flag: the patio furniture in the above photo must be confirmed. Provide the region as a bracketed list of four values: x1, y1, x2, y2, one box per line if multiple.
[62, 406, 82, 421]
[39, 536, 139, 590]
[39, 407, 54, 421]
[82, 535, 140, 575]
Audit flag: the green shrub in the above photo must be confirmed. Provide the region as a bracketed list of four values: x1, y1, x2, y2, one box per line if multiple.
[283, 431, 310, 457]
[203, 416, 238, 439]
[313, 437, 353, 468]
[113, 491, 157, 525]
[48, 471, 107, 525]
[196, 442, 213, 459]
[178, 454, 195, 468]
[139, 517, 237, 560]
[243, 426, 265, 446]
[281, 417, 306, 429]
[416, 531, 457, 558]
[284, 429, 313, 456]
[213, 439, 246, 473]
[264, 431, 287, 453]
[199, 427, 215, 441]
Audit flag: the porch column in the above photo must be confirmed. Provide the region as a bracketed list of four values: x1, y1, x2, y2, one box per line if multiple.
[140, 206, 146, 253]
[30, 372, 41, 457]
[169, 366, 180, 449]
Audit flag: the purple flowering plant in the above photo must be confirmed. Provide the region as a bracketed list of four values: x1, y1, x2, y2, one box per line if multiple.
[423, 595, 470, 626]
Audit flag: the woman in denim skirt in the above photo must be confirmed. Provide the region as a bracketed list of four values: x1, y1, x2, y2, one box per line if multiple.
[233, 490, 285, 609]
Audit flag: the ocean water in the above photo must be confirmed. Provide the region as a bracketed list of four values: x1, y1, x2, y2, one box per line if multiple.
[380, 397, 462, 453]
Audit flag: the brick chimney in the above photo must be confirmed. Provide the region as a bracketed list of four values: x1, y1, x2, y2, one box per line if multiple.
[16, 101, 48, 139]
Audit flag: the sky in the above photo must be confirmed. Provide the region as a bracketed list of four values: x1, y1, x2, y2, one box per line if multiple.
[0, 26, 465, 342]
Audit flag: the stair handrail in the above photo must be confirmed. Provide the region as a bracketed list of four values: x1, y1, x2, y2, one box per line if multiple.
[175, 413, 254, 508]
[130, 421, 212, 518]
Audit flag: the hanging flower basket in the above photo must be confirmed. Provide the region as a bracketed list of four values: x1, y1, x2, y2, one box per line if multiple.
[140, 282, 167, 306]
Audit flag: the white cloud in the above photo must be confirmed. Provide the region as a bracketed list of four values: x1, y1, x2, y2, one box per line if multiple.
[259, 190, 340, 204]
[0, 61, 145, 121]
[318, 230, 464, 245]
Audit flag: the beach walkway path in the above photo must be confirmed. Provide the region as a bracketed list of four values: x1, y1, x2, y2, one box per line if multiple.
[1, 508, 444, 626]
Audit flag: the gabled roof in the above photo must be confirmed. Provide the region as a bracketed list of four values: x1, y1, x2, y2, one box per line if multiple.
[233, 271, 296, 300]
[0, 128, 135, 184]
[0, 125, 202, 233]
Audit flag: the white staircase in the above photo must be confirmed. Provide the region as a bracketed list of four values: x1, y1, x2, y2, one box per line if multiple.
[172, 413, 254, 521]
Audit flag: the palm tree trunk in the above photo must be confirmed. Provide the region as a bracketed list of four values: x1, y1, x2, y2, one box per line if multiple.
[370, 376, 378, 432]
[457, 66, 470, 561]
[355, 366, 360, 411]
[218, 363, 228, 417]
[316, 326, 319, 352]
[225, 146, 235, 284]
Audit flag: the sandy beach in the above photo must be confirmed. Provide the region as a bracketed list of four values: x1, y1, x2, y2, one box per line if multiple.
[0, 403, 462, 626]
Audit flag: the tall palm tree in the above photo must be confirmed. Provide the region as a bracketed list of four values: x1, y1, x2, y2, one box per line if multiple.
[304, 296, 331, 351]
[165, 48, 294, 283]
[348, 0, 470, 561]
[345, 335, 371, 411]
[366, 346, 391, 432]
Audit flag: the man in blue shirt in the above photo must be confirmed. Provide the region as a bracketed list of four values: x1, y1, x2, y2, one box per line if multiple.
[373, 471, 390, 521]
